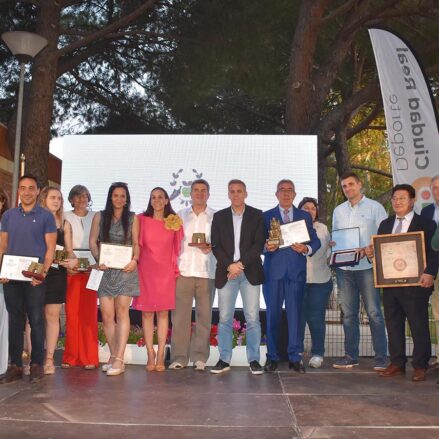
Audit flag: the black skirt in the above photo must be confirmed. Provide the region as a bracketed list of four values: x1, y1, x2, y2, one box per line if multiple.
[44, 267, 67, 305]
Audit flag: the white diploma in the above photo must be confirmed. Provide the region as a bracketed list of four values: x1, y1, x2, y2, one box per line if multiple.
[0, 255, 39, 282]
[73, 249, 97, 265]
[99, 243, 133, 269]
[381, 240, 419, 279]
[86, 269, 104, 291]
[279, 220, 311, 248]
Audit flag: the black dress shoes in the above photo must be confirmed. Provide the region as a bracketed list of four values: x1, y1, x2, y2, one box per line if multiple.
[264, 359, 278, 372]
[289, 361, 306, 373]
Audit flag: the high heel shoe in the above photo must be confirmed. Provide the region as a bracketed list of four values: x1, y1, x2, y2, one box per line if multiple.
[146, 350, 156, 372]
[155, 352, 165, 372]
[44, 357, 55, 375]
[106, 358, 125, 376]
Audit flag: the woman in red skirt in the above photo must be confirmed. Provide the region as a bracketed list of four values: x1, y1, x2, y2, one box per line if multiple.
[62, 185, 98, 369]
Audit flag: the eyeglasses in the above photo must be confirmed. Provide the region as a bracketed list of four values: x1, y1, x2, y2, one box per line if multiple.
[277, 188, 294, 193]
[391, 197, 411, 202]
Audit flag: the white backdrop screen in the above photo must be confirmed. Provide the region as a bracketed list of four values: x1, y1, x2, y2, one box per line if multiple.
[60, 134, 318, 309]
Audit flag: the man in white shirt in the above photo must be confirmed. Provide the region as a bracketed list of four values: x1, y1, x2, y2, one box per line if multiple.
[169, 179, 216, 371]
[332, 172, 388, 370]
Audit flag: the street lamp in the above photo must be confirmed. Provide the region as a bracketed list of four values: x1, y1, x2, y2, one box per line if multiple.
[1, 31, 48, 205]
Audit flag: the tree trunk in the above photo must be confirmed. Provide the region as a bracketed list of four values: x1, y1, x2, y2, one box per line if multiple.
[21, 2, 61, 185]
[285, 0, 331, 134]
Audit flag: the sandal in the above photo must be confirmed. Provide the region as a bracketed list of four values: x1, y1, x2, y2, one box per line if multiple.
[44, 357, 55, 375]
[146, 350, 156, 372]
[155, 352, 165, 372]
[61, 363, 72, 369]
[84, 364, 97, 370]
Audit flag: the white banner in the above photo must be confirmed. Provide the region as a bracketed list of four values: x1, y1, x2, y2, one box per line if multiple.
[369, 28, 439, 211]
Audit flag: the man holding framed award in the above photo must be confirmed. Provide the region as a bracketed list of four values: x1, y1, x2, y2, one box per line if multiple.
[169, 179, 216, 371]
[420, 174, 439, 369]
[262, 179, 321, 373]
[332, 173, 388, 370]
[366, 184, 438, 382]
[0, 175, 57, 384]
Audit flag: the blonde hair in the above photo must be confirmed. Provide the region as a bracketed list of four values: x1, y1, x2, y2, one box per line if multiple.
[39, 186, 64, 224]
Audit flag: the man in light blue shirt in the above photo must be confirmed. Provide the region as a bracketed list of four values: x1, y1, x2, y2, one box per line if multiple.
[332, 172, 388, 370]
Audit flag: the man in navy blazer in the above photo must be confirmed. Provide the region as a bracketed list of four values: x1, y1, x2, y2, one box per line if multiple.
[366, 184, 437, 382]
[210, 179, 266, 375]
[263, 179, 321, 372]
[420, 175, 439, 368]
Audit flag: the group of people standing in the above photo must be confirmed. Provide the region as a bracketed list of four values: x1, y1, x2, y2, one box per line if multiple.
[0, 172, 438, 384]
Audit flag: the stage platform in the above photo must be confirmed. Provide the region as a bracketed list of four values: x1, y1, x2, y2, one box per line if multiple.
[1, 357, 438, 439]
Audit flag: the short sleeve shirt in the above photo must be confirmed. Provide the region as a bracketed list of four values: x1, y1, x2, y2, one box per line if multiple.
[332, 196, 387, 271]
[1, 204, 57, 262]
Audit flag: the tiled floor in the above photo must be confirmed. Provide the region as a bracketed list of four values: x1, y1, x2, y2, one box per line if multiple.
[1, 358, 438, 439]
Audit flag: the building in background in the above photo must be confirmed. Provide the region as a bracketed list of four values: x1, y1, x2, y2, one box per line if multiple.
[0, 123, 61, 202]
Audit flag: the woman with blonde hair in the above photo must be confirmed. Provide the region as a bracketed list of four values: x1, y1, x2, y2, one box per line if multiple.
[39, 187, 77, 374]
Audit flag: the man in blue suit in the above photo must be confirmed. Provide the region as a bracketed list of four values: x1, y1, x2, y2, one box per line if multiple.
[263, 179, 321, 372]
[420, 174, 439, 368]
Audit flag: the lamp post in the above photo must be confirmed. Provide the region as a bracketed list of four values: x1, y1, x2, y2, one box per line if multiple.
[1, 31, 48, 205]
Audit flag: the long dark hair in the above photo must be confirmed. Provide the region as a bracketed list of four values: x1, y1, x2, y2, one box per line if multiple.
[102, 182, 131, 243]
[143, 187, 176, 218]
[0, 188, 9, 219]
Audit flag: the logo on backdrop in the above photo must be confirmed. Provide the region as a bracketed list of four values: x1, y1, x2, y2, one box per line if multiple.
[168, 168, 204, 206]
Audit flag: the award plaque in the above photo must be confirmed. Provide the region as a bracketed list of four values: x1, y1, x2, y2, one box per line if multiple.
[76, 257, 91, 272]
[99, 243, 133, 269]
[22, 261, 46, 281]
[54, 249, 68, 263]
[0, 255, 39, 282]
[330, 227, 360, 268]
[267, 218, 284, 246]
[73, 249, 97, 265]
[279, 219, 310, 248]
[188, 233, 211, 249]
[371, 231, 426, 288]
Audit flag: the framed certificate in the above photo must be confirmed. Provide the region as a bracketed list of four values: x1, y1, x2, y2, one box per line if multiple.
[0, 255, 39, 282]
[371, 231, 426, 288]
[279, 219, 311, 248]
[99, 243, 133, 269]
[330, 227, 360, 268]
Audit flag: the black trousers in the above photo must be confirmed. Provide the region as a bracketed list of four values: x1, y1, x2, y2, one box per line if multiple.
[4, 281, 46, 366]
[382, 287, 431, 369]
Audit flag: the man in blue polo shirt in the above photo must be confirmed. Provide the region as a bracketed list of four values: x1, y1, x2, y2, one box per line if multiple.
[0, 175, 56, 384]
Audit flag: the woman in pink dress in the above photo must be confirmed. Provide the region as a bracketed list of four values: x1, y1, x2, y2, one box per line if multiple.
[132, 187, 183, 372]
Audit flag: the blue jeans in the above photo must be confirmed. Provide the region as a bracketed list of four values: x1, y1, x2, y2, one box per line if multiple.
[217, 273, 261, 363]
[336, 268, 387, 363]
[3, 281, 46, 366]
[299, 279, 333, 357]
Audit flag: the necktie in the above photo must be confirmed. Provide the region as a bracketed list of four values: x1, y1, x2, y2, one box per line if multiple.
[283, 209, 290, 223]
[394, 217, 404, 234]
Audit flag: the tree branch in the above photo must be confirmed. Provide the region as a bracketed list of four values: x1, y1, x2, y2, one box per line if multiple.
[58, 0, 158, 57]
[326, 161, 392, 178]
[319, 0, 357, 25]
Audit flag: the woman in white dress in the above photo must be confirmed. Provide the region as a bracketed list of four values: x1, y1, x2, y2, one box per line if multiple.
[0, 188, 10, 375]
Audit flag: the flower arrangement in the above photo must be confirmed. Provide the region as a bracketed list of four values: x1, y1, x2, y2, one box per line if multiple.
[164, 214, 183, 231]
